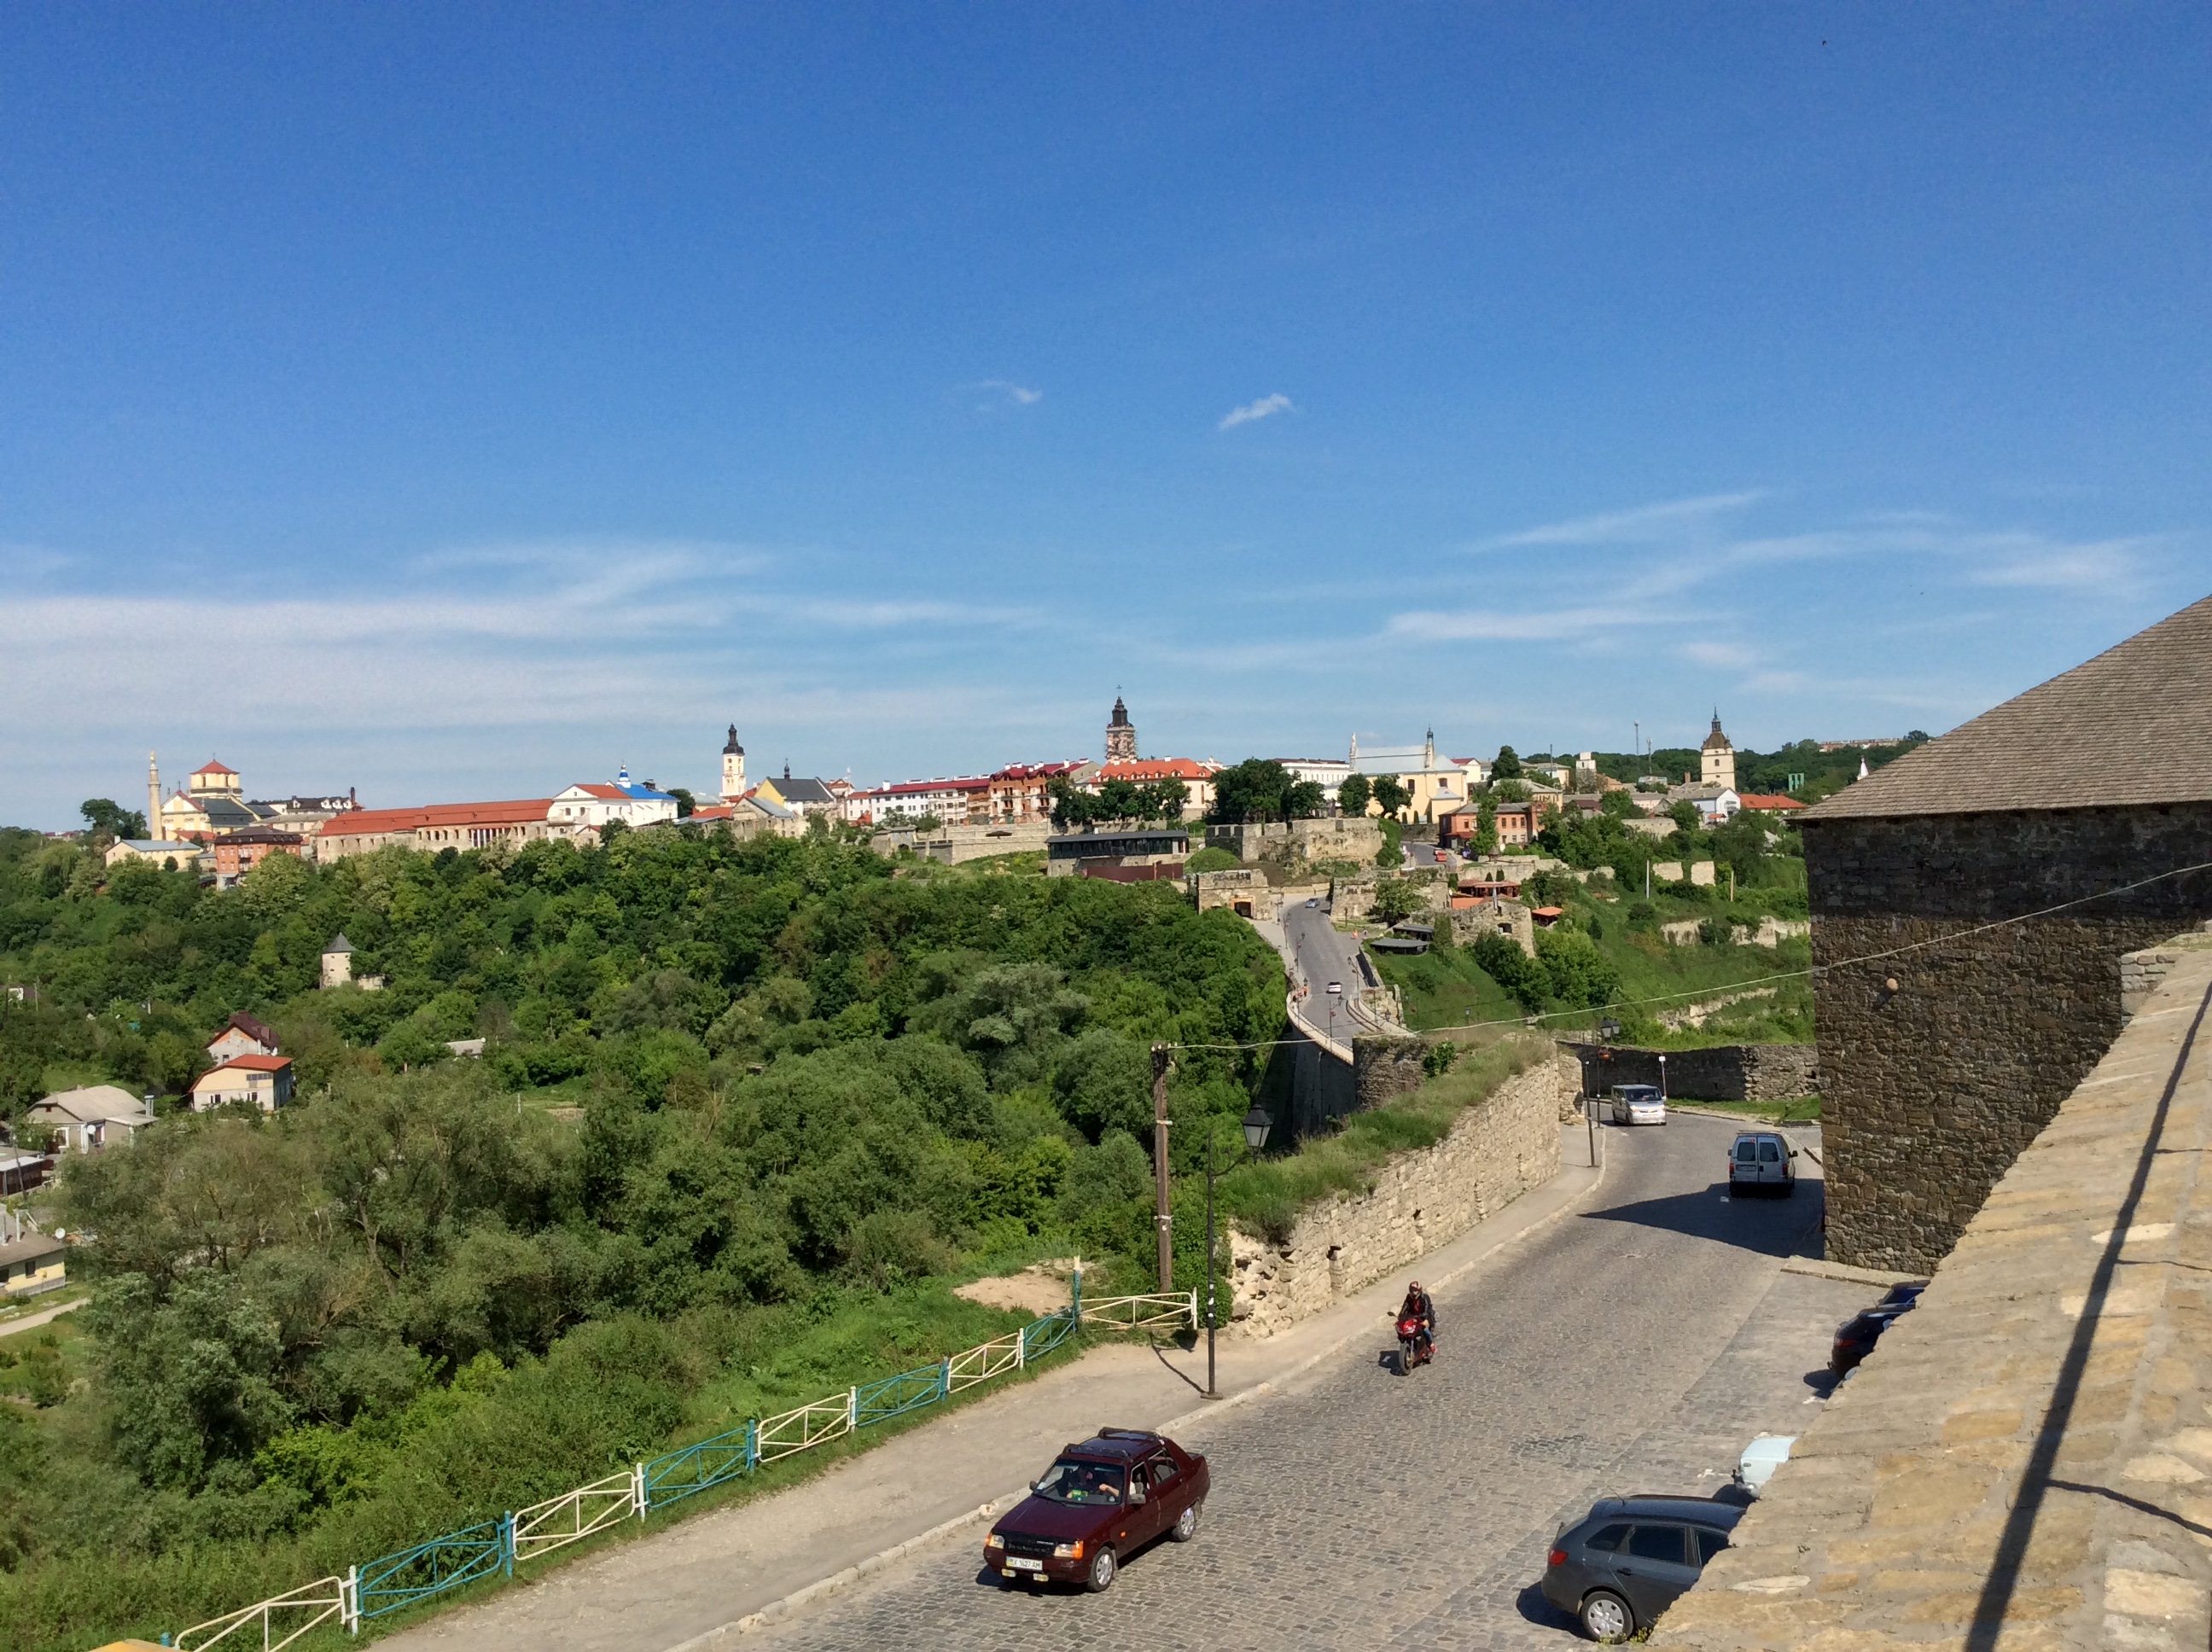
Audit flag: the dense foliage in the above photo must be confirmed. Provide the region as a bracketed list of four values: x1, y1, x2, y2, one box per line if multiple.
[1206, 759, 1326, 824]
[0, 825, 1289, 1649]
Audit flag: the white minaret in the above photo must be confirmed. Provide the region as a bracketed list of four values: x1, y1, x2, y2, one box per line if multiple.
[147, 753, 160, 841]
[721, 724, 748, 800]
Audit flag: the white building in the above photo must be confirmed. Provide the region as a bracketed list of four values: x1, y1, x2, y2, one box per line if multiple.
[550, 768, 681, 830]
[1272, 758, 1351, 806]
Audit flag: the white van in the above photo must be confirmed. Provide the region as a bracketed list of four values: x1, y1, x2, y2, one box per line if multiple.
[1607, 1085, 1667, 1126]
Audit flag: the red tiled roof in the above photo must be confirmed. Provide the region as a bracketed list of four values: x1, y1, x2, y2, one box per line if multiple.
[199, 1055, 292, 1077]
[192, 757, 236, 777]
[321, 800, 556, 836]
[1737, 793, 1807, 811]
[854, 777, 992, 798]
[1094, 759, 1219, 781]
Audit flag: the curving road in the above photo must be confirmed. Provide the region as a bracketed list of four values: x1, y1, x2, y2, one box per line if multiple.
[757, 1113, 1877, 1649]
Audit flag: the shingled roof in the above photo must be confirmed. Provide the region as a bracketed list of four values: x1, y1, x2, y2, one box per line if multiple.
[1801, 592, 2212, 821]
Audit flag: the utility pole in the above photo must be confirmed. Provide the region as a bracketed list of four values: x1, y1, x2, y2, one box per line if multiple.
[1152, 1043, 1173, 1290]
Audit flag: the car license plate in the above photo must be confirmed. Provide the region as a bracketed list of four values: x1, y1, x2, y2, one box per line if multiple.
[1007, 1557, 1043, 1571]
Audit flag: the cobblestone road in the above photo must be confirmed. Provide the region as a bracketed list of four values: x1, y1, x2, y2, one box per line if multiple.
[757, 1115, 1873, 1650]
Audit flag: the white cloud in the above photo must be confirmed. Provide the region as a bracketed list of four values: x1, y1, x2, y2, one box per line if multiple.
[963, 379, 1043, 408]
[1679, 641, 1761, 669]
[1384, 605, 1658, 643]
[1219, 393, 1295, 430]
[1477, 492, 1765, 550]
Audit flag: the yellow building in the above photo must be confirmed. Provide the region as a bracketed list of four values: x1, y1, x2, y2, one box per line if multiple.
[1349, 730, 1474, 823]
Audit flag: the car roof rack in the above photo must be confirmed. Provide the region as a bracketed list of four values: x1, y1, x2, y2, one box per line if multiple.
[1095, 1427, 1162, 1441]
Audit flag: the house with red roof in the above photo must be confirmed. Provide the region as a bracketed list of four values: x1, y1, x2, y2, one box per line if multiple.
[189, 1054, 294, 1113]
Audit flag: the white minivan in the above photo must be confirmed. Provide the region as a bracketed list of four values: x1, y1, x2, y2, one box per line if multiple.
[1607, 1084, 1667, 1126]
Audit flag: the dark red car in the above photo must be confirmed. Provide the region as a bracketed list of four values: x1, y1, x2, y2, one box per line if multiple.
[983, 1428, 1210, 1592]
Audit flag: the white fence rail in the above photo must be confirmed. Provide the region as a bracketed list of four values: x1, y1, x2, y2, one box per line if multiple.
[173, 1573, 351, 1652]
[510, 1466, 645, 1562]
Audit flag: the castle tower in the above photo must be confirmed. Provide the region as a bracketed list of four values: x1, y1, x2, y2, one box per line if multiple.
[1105, 696, 1137, 763]
[147, 753, 161, 841]
[1700, 712, 1738, 790]
[721, 724, 747, 800]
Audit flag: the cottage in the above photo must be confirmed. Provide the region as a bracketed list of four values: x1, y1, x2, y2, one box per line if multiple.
[0, 1207, 66, 1297]
[26, 1085, 154, 1153]
[207, 1012, 280, 1064]
[189, 1055, 294, 1114]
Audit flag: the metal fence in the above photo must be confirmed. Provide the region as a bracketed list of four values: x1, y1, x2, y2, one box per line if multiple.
[162, 1265, 1197, 1643]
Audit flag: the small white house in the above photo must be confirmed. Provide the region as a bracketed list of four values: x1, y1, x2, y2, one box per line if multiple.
[550, 770, 681, 830]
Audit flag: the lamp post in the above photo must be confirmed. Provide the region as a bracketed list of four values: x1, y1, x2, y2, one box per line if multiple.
[1657, 1051, 1668, 1102]
[1592, 1017, 1621, 1167]
[1205, 1104, 1273, 1399]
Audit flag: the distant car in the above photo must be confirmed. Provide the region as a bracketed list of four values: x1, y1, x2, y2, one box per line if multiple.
[1830, 1282, 1927, 1376]
[1306, 898, 1318, 908]
[983, 1428, 1209, 1592]
[1727, 1131, 1797, 1195]
[1542, 1494, 1744, 1641]
[1607, 1085, 1667, 1126]
[1732, 1434, 1796, 1495]
[1433, 849, 1447, 864]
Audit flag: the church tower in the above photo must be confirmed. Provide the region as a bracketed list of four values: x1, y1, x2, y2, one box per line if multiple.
[1700, 712, 1738, 790]
[147, 753, 161, 841]
[1104, 696, 1137, 763]
[720, 724, 748, 801]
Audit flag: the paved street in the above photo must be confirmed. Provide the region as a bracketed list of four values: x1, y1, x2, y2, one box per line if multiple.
[1280, 895, 1386, 1036]
[758, 1114, 1866, 1651]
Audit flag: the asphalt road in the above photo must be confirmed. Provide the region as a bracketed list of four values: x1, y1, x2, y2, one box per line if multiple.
[1280, 896, 1377, 1037]
[759, 1114, 1867, 1650]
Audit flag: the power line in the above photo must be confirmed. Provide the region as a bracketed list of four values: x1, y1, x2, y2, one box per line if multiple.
[1164, 856, 2212, 1053]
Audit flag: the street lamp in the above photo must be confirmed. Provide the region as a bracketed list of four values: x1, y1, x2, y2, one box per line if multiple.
[1204, 1104, 1274, 1399]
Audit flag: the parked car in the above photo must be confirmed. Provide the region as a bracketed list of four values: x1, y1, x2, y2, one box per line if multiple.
[1732, 1434, 1796, 1495]
[1433, 849, 1447, 864]
[1830, 1282, 1927, 1376]
[1543, 1494, 1744, 1641]
[983, 1428, 1209, 1592]
[1727, 1131, 1797, 1195]
[1607, 1084, 1667, 1126]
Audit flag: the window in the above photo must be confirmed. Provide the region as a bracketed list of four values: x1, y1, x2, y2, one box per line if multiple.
[1736, 1141, 1759, 1161]
[1758, 1141, 1781, 1163]
[1627, 1526, 1687, 1564]
[1145, 1455, 1179, 1491]
[1693, 1527, 1731, 1566]
[1583, 1523, 1630, 1553]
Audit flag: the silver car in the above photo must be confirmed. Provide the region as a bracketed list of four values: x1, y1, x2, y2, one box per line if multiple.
[1728, 1131, 1797, 1195]
[1608, 1085, 1667, 1126]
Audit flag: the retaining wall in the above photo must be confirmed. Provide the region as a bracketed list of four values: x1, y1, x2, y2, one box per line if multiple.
[1227, 1054, 1569, 1339]
[1558, 1041, 1818, 1103]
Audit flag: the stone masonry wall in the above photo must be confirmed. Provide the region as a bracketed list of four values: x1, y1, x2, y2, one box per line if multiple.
[1653, 940, 2212, 1650]
[1227, 1055, 1569, 1338]
[1559, 1041, 1818, 1103]
[1804, 802, 2212, 1272]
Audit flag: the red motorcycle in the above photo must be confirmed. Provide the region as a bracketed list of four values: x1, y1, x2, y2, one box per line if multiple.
[1396, 1313, 1434, 1376]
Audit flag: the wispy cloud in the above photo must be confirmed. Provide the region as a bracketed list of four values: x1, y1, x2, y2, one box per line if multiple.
[1385, 604, 1659, 643]
[962, 379, 1043, 409]
[1477, 492, 1765, 550]
[1219, 393, 1295, 430]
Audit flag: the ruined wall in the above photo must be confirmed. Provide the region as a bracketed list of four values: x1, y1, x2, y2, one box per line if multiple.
[1804, 801, 2212, 1272]
[1559, 1041, 1818, 1103]
[1228, 1055, 1569, 1338]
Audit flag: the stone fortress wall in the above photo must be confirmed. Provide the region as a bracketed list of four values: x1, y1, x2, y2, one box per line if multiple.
[1804, 802, 2212, 1273]
[1652, 937, 2212, 1649]
[1228, 1052, 1570, 1340]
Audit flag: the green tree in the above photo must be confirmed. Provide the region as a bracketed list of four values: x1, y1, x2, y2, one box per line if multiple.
[1370, 775, 1410, 817]
[1336, 772, 1371, 816]
[666, 788, 697, 818]
[79, 799, 148, 842]
[1046, 777, 1097, 831]
[1371, 877, 1423, 926]
[1208, 759, 1294, 823]
[1492, 746, 1523, 781]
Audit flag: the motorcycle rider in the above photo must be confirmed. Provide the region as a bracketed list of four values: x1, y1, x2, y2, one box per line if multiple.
[1399, 1280, 1436, 1363]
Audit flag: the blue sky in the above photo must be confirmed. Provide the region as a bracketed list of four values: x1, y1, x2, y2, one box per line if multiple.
[3, 5, 2207, 827]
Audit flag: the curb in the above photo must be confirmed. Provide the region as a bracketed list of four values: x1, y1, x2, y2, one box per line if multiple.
[661, 1138, 1617, 1648]
[1780, 1257, 1927, 1289]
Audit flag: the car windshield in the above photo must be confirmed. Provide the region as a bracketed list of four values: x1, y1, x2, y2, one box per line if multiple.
[1033, 1459, 1124, 1504]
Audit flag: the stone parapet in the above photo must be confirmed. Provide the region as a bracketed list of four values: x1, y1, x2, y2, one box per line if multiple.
[1651, 942, 2212, 1650]
[1228, 1055, 1568, 1339]
[1559, 1041, 1817, 1103]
